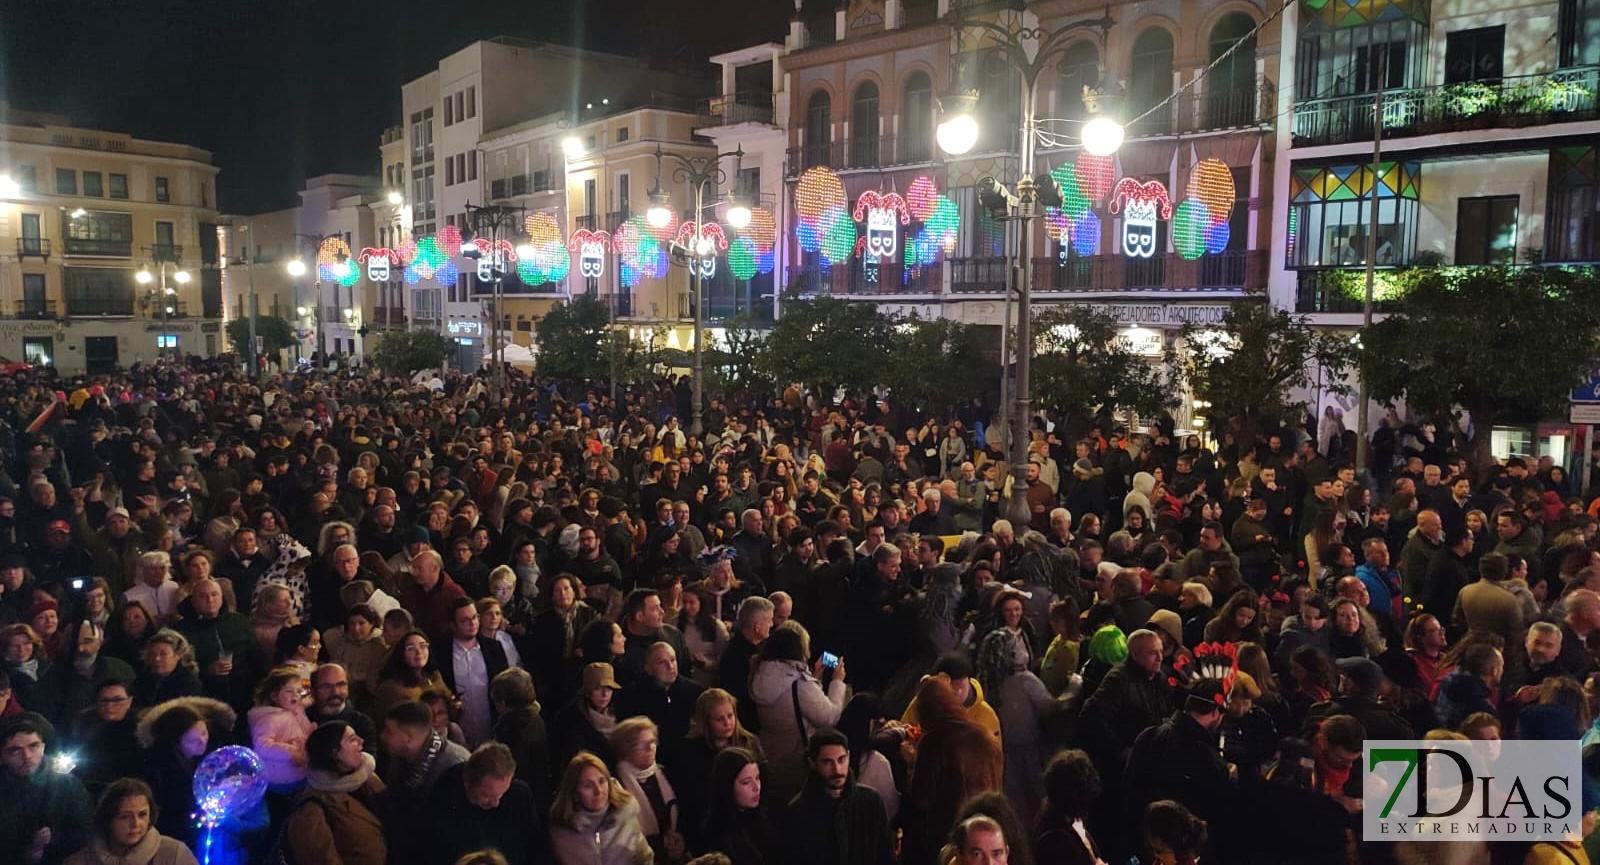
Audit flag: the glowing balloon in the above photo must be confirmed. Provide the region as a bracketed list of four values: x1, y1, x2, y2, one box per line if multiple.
[193, 746, 267, 828]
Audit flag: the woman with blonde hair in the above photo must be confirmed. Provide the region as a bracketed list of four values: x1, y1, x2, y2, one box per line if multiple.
[673, 688, 766, 845]
[612, 717, 685, 862]
[550, 751, 654, 865]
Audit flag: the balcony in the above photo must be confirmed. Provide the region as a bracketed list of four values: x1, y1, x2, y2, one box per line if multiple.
[701, 92, 776, 127]
[704, 299, 775, 325]
[574, 214, 597, 231]
[786, 135, 936, 174]
[62, 238, 132, 258]
[785, 261, 944, 296]
[16, 238, 49, 259]
[1292, 260, 1600, 313]
[606, 210, 630, 231]
[371, 307, 407, 327]
[948, 251, 1267, 294]
[11, 299, 57, 319]
[150, 244, 183, 263]
[1292, 66, 1600, 148]
[65, 294, 134, 317]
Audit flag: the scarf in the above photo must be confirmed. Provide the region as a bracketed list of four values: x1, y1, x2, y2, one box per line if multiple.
[617, 760, 677, 837]
[586, 706, 617, 737]
[401, 731, 446, 791]
[308, 752, 376, 795]
[87, 824, 165, 864]
[14, 659, 37, 680]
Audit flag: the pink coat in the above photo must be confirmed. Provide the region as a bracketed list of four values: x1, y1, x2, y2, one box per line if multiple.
[248, 704, 314, 787]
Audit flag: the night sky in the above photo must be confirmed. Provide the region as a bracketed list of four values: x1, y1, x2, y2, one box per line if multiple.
[0, 0, 789, 214]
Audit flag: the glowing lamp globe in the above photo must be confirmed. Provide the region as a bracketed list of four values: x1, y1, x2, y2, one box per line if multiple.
[174, 271, 192, 285]
[332, 261, 351, 279]
[726, 203, 752, 229]
[515, 242, 537, 261]
[0, 175, 20, 198]
[936, 114, 979, 156]
[1081, 117, 1125, 157]
[647, 203, 674, 230]
[135, 269, 154, 285]
[285, 259, 308, 277]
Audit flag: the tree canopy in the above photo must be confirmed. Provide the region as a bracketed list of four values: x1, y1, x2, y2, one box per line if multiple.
[1179, 301, 1351, 440]
[1359, 265, 1600, 465]
[534, 293, 611, 382]
[1031, 305, 1176, 435]
[755, 293, 897, 397]
[224, 316, 297, 356]
[370, 328, 456, 375]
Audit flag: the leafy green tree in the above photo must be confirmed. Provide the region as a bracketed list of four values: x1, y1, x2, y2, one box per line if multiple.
[1178, 301, 1351, 441]
[1031, 306, 1177, 436]
[225, 316, 297, 356]
[707, 315, 771, 396]
[534, 293, 611, 381]
[757, 293, 895, 396]
[370, 329, 456, 375]
[885, 316, 998, 414]
[1359, 266, 1600, 468]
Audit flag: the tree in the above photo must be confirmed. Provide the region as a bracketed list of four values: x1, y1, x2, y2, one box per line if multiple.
[884, 315, 998, 414]
[1359, 266, 1600, 468]
[756, 293, 895, 397]
[224, 316, 297, 356]
[706, 315, 771, 397]
[534, 293, 611, 382]
[1178, 301, 1351, 441]
[370, 328, 455, 375]
[1031, 306, 1177, 437]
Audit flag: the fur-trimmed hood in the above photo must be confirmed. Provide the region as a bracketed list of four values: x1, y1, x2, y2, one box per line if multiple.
[135, 695, 237, 749]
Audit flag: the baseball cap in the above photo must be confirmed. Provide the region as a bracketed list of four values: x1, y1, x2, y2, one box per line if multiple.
[108, 507, 130, 519]
[48, 519, 71, 534]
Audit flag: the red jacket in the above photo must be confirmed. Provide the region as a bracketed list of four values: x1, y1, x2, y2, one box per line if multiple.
[399, 575, 467, 642]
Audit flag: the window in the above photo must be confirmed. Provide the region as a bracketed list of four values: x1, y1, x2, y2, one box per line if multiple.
[1560, 0, 1600, 66]
[976, 48, 1022, 151]
[1207, 14, 1258, 127]
[108, 174, 128, 199]
[1129, 29, 1175, 135]
[617, 126, 629, 142]
[1444, 26, 1505, 84]
[617, 173, 631, 215]
[585, 178, 597, 217]
[56, 168, 76, 195]
[82, 172, 103, 197]
[156, 335, 178, 349]
[155, 221, 176, 253]
[1455, 195, 1519, 264]
[455, 92, 466, 123]
[63, 211, 134, 257]
[1056, 42, 1100, 123]
[850, 82, 880, 167]
[446, 158, 455, 186]
[586, 135, 596, 150]
[1547, 147, 1600, 262]
[155, 176, 170, 202]
[444, 96, 454, 126]
[22, 274, 46, 317]
[466, 86, 476, 118]
[64, 267, 135, 315]
[14, 165, 35, 192]
[805, 91, 832, 167]
[1287, 162, 1420, 268]
[901, 72, 933, 163]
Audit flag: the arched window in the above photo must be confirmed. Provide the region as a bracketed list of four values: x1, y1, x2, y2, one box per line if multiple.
[1207, 14, 1258, 127]
[851, 81, 881, 167]
[901, 72, 933, 163]
[805, 91, 832, 168]
[1129, 28, 1175, 135]
[1057, 41, 1101, 123]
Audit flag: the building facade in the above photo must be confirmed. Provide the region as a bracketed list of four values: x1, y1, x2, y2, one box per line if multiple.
[781, 0, 1280, 375]
[0, 106, 222, 373]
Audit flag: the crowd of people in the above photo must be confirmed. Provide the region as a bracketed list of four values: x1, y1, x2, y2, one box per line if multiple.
[0, 357, 1596, 865]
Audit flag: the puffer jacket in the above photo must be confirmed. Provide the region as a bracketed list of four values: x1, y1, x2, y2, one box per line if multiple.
[550, 796, 654, 865]
[749, 658, 846, 806]
[248, 704, 314, 787]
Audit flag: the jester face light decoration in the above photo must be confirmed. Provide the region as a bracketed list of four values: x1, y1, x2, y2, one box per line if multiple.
[579, 240, 606, 278]
[1109, 178, 1173, 260]
[854, 191, 910, 260]
[368, 257, 391, 282]
[357, 248, 401, 283]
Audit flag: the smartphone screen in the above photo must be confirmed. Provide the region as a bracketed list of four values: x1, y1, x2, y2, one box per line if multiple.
[820, 651, 840, 668]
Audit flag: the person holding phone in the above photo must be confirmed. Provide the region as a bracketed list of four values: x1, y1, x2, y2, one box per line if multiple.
[749, 623, 846, 807]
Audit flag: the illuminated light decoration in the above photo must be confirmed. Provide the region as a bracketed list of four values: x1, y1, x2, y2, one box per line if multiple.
[403, 266, 423, 285]
[1187, 159, 1236, 225]
[729, 236, 758, 280]
[744, 206, 778, 254]
[436, 225, 464, 257]
[676, 221, 727, 279]
[796, 218, 823, 252]
[853, 190, 911, 259]
[818, 205, 856, 265]
[1172, 199, 1210, 261]
[1108, 178, 1173, 259]
[1044, 207, 1071, 243]
[907, 176, 940, 221]
[514, 214, 570, 285]
[358, 247, 402, 282]
[1205, 219, 1231, 255]
[435, 259, 460, 287]
[316, 237, 353, 283]
[568, 229, 612, 279]
[1071, 210, 1102, 256]
[616, 215, 669, 282]
[756, 247, 774, 275]
[524, 213, 563, 247]
[926, 195, 960, 253]
[794, 167, 846, 221]
[1074, 152, 1116, 201]
[395, 239, 418, 265]
[1048, 164, 1090, 218]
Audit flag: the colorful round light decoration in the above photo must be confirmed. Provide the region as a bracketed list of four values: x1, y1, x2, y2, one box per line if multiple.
[745, 207, 777, 253]
[1071, 211, 1101, 256]
[1074, 152, 1116, 201]
[795, 167, 846, 221]
[1049, 164, 1089, 218]
[1172, 199, 1210, 261]
[525, 213, 562, 247]
[436, 225, 463, 257]
[435, 259, 460, 287]
[907, 176, 940, 221]
[729, 236, 758, 280]
[1187, 159, 1235, 225]
[1204, 219, 1231, 255]
[1044, 207, 1071, 242]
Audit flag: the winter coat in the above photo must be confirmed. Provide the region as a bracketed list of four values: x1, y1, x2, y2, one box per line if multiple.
[1435, 669, 1497, 729]
[779, 776, 894, 865]
[134, 697, 237, 848]
[284, 753, 388, 865]
[248, 703, 314, 787]
[550, 796, 654, 865]
[749, 658, 846, 807]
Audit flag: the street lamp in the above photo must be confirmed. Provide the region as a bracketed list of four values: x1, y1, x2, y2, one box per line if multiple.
[137, 249, 191, 359]
[387, 190, 404, 206]
[939, 4, 1122, 527]
[0, 175, 19, 199]
[284, 234, 347, 367]
[286, 259, 308, 278]
[645, 143, 747, 438]
[464, 203, 531, 395]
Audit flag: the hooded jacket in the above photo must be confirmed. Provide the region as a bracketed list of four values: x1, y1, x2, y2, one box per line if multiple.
[62, 827, 198, 865]
[284, 752, 387, 865]
[749, 659, 846, 807]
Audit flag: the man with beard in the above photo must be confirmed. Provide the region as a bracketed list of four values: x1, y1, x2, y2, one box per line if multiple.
[306, 663, 377, 754]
